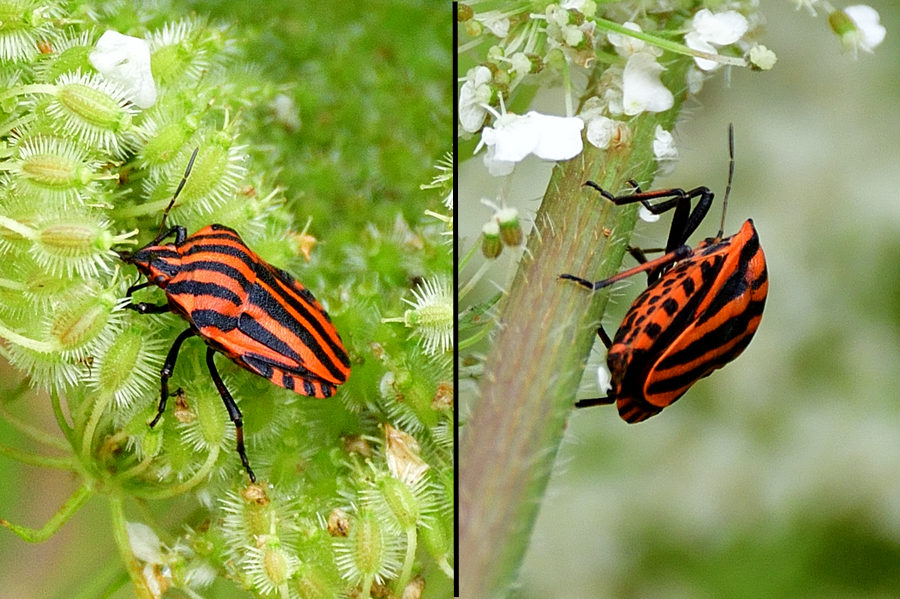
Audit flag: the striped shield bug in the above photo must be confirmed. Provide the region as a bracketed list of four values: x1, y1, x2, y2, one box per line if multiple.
[118, 149, 351, 481]
[560, 125, 767, 422]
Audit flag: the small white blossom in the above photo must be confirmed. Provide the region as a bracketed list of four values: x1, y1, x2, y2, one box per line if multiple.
[459, 65, 493, 133]
[834, 5, 886, 55]
[89, 30, 157, 108]
[475, 10, 510, 38]
[509, 52, 532, 76]
[653, 125, 678, 177]
[478, 111, 584, 175]
[622, 52, 674, 115]
[608, 22, 660, 58]
[685, 9, 749, 71]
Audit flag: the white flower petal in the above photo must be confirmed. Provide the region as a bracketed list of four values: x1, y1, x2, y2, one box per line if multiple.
[89, 30, 157, 109]
[459, 66, 493, 133]
[585, 115, 616, 149]
[844, 5, 886, 52]
[691, 9, 749, 46]
[652, 125, 678, 161]
[477, 11, 510, 38]
[622, 52, 674, 115]
[597, 364, 612, 394]
[126, 521, 162, 563]
[483, 147, 517, 177]
[527, 112, 584, 160]
[481, 114, 540, 163]
[685, 31, 721, 71]
[608, 22, 651, 57]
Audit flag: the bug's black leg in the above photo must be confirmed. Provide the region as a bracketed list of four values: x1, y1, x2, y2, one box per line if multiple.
[627, 246, 650, 265]
[205, 348, 256, 482]
[559, 244, 693, 291]
[575, 396, 615, 409]
[125, 281, 172, 314]
[596, 325, 613, 349]
[558, 273, 598, 290]
[150, 329, 196, 428]
[583, 181, 715, 251]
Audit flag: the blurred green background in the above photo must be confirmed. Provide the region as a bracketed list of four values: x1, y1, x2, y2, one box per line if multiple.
[507, 2, 900, 598]
[459, 1, 900, 597]
[0, 1, 449, 597]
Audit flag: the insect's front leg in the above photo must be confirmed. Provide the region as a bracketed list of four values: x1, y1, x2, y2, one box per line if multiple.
[149, 329, 196, 428]
[125, 281, 171, 314]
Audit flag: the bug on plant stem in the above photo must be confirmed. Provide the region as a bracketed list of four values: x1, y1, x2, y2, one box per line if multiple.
[117, 148, 351, 481]
[559, 125, 767, 422]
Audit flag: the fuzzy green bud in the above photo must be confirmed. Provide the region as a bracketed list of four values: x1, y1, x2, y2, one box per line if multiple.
[20, 152, 91, 190]
[141, 120, 199, 167]
[294, 563, 342, 599]
[379, 476, 419, 529]
[93, 327, 150, 405]
[352, 512, 388, 577]
[46, 45, 93, 81]
[262, 546, 293, 587]
[481, 220, 501, 259]
[37, 221, 111, 253]
[194, 385, 226, 447]
[421, 515, 451, 560]
[828, 10, 855, 38]
[57, 80, 132, 132]
[33, 220, 114, 277]
[49, 290, 115, 352]
[495, 207, 522, 247]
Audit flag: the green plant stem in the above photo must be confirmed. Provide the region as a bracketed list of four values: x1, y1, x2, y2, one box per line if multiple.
[0, 443, 76, 469]
[109, 494, 155, 599]
[0, 399, 71, 450]
[0, 483, 92, 542]
[129, 445, 220, 499]
[395, 524, 417, 594]
[592, 17, 748, 67]
[459, 58, 693, 598]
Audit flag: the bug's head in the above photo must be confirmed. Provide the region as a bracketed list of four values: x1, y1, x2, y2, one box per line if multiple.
[120, 243, 182, 288]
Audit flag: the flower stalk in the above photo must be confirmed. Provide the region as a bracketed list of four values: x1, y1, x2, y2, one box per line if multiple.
[460, 54, 693, 597]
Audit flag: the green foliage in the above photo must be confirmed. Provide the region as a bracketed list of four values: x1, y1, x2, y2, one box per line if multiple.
[0, 1, 451, 597]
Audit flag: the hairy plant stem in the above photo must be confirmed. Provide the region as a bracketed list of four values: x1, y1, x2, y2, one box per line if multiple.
[460, 57, 692, 598]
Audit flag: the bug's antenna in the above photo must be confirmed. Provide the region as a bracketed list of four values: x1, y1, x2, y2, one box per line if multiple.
[158, 147, 199, 237]
[718, 124, 735, 239]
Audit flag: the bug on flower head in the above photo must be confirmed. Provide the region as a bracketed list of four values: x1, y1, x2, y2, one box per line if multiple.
[559, 125, 767, 422]
[118, 149, 351, 481]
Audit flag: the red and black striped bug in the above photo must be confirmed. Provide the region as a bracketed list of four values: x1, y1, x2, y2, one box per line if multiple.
[560, 125, 767, 422]
[118, 149, 351, 481]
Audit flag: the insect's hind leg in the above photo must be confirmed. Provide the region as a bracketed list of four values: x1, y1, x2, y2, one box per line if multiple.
[205, 348, 256, 482]
[584, 180, 715, 252]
